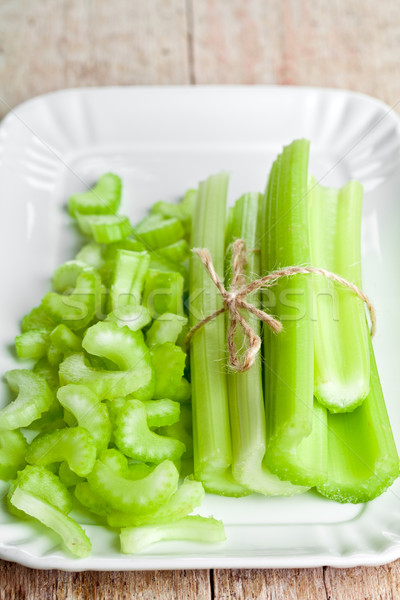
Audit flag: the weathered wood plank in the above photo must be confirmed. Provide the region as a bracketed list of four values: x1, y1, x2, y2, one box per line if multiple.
[0, 0, 189, 118]
[190, 0, 400, 106]
[0, 562, 212, 600]
[213, 568, 327, 600]
[324, 560, 400, 600]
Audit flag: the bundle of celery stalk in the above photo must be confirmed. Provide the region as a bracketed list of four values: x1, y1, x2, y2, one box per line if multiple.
[0, 140, 398, 559]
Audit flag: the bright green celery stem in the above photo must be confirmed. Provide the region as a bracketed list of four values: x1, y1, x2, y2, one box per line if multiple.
[317, 338, 400, 502]
[190, 173, 249, 496]
[261, 140, 327, 487]
[226, 193, 307, 496]
[308, 179, 370, 412]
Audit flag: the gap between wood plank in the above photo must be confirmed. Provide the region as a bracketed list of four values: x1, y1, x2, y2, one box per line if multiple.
[185, 0, 196, 84]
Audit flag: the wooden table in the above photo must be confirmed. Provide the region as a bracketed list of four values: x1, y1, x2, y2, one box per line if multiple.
[0, 1, 399, 598]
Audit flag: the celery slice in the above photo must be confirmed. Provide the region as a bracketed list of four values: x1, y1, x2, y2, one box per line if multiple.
[227, 193, 307, 496]
[308, 178, 370, 412]
[134, 214, 184, 250]
[261, 141, 327, 488]
[143, 270, 184, 318]
[157, 239, 190, 263]
[152, 188, 196, 235]
[107, 477, 204, 528]
[109, 249, 150, 312]
[75, 242, 105, 270]
[120, 515, 225, 554]
[106, 305, 151, 332]
[77, 214, 132, 244]
[0, 430, 27, 480]
[15, 329, 49, 360]
[146, 313, 187, 347]
[317, 340, 400, 502]
[190, 173, 249, 497]
[0, 370, 53, 430]
[68, 172, 121, 217]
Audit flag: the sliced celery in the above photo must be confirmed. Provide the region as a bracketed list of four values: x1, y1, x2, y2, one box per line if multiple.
[106, 305, 151, 331]
[157, 239, 190, 263]
[317, 340, 400, 502]
[75, 242, 105, 270]
[134, 214, 184, 250]
[109, 249, 150, 312]
[15, 329, 49, 360]
[68, 172, 121, 217]
[120, 515, 225, 554]
[308, 178, 370, 412]
[261, 141, 327, 488]
[77, 214, 132, 244]
[0, 430, 27, 480]
[0, 370, 53, 430]
[152, 188, 196, 234]
[143, 270, 184, 318]
[226, 193, 307, 496]
[189, 173, 249, 497]
[146, 313, 187, 347]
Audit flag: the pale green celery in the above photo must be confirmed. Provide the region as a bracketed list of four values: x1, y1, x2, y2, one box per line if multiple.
[68, 172, 121, 217]
[57, 384, 112, 454]
[120, 515, 225, 554]
[134, 214, 184, 249]
[109, 249, 150, 312]
[317, 339, 400, 502]
[15, 329, 49, 360]
[10, 488, 91, 558]
[308, 178, 370, 412]
[189, 173, 249, 497]
[141, 399, 181, 428]
[151, 188, 196, 235]
[75, 242, 105, 270]
[77, 214, 132, 243]
[107, 477, 204, 527]
[157, 240, 190, 263]
[0, 370, 53, 430]
[226, 193, 307, 496]
[261, 141, 327, 488]
[0, 430, 27, 480]
[143, 270, 184, 318]
[146, 313, 188, 347]
[106, 305, 151, 331]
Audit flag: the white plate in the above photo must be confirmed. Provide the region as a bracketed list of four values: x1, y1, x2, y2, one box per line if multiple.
[0, 86, 400, 571]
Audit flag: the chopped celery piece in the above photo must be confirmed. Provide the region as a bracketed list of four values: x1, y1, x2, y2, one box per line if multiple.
[120, 515, 225, 554]
[75, 242, 105, 270]
[114, 400, 185, 463]
[152, 188, 196, 234]
[146, 313, 187, 347]
[308, 178, 370, 412]
[0, 370, 53, 430]
[149, 252, 189, 291]
[317, 341, 400, 502]
[0, 430, 27, 480]
[189, 173, 249, 497]
[150, 343, 186, 400]
[80, 321, 154, 399]
[170, 378, 191, 403]
[106, 305, 151, 331]
[143, 270, 184, 318]
[59, 351, 154, 400]
[141, 399, 181, 428]
[58, 461, 84, 488]
[261, 141, 326, 488]
[42, 270, 102, 331]
[52, 260, 95, 293]
[87, 455, 179, 513]
[57, 384, 112, 454]
[107, 477, 204, 527]
[109, 249, 150, 311]
[127, 463, 155, 480]
[21, 306, 55, 333]
[77, 214, 132, 244]
[75, 481, 113, 517]
[68, 172, 121, 217]
[10, 487, 91, 558]
[26, 427, 96, 477]
[157, 239, 190, 263]
[158, 404, 193, 459]
[103, 239, 146, 260]
[50, 324, 81, 354]
[227, 193, 307, 496]
[33, 357, 59, 391]
[134, 214, 184, 250]
[11, 465, 72, 513]
[15, 329, 49, 360]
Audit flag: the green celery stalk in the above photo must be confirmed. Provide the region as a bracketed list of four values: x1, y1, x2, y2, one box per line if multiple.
[226, 193, 307, 496]
[261, 141, 327, 487]
[308, 178, 370, 412]
[317, 339, 400, 502]
[189, 173, 249, 496]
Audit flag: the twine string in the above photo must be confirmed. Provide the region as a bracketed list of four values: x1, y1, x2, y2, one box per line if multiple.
[186, 239, 376, 372]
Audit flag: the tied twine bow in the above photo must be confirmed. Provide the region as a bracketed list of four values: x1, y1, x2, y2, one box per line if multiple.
[185, 239, 376, 373]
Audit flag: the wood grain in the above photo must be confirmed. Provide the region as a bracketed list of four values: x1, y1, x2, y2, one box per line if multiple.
[0, 562, 211, 600]
[190, 0, 400, 106]
[1, 0, 400, 597]
[0, 0, 189, 118]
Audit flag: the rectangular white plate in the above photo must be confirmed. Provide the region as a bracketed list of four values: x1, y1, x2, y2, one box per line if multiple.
[0, 86, 400, 571]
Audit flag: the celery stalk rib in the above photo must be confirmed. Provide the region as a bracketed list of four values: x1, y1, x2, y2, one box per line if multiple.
[189, 173, 249, 496]
[261, 140, 328, 488]
[226, 193, 307, 496]
[308, 179, 370, 412]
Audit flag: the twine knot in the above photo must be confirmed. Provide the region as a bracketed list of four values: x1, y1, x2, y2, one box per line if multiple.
[186, 239, 376, 373]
